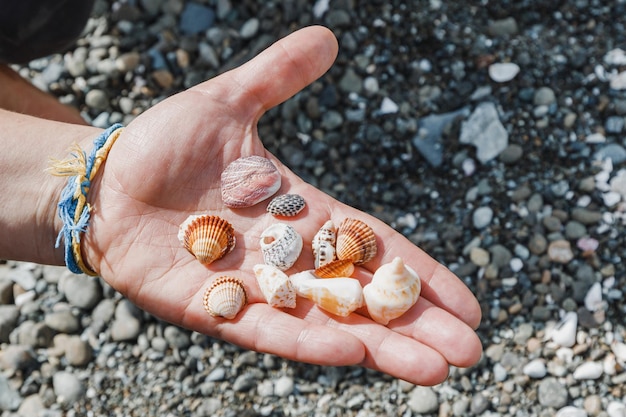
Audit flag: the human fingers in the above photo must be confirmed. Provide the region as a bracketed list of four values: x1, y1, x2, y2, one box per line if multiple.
[190, 25, 339, 120]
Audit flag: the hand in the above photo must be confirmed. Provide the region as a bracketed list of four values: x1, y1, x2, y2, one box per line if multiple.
[83, 26, 482, 385]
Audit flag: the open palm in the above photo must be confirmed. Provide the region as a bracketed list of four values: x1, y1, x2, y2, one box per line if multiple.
[82, 26, 482, 385]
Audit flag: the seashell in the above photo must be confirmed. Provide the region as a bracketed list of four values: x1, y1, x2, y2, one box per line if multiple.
[290, 271, 364, 317]
[267, 194, 306, 217]
[314, 259, 355, 278]
[203, 276, 247, 319]
[312, 220, 336, 268]
[260, 223, 303, 271]
[221, 156, 282, 208]
[362, 257, 421, 325]
[178, 214, 235, 265]
[253, 264, 296, 308]
[336, 218, 377, 265]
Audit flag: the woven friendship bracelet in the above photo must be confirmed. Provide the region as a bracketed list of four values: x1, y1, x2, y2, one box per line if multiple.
[49, 123, 124, 275]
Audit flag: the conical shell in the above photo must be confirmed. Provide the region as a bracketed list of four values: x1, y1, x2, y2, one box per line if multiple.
[290, 271, 364, 317]
[312, 220, 336, 268]
[314, 259, 355, 278]
[203, 276, 247, 319]
[253, 264, 296, 308]
[336, 218, 377, 265]
[178, 215, 236, 265]
[221, 156, 282, 208]
[362, 257, 421, 325]
[260, 223, 303, 271]
[267, 194, 306, 217]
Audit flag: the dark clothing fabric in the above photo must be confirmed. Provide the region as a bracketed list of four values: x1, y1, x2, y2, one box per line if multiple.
[0, 0, 94, 63]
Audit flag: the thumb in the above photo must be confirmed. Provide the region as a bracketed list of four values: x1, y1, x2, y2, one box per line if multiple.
[191, 25, 339, 119]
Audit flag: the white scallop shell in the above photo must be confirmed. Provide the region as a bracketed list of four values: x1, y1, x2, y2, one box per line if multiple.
[203, 276, 247, 319]
[260, 223, 303, 271]
[362, 257, 421, 325]
[253, 264, 296, 308]
[312, 220, 336, 268]
[290, 270, 363, 317]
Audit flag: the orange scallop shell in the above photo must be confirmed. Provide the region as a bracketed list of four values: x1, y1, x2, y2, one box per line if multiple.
[179, 215, 235, 265]
[203, 276, 247, 319]
[314, 259, 355, 278]
[335, 218, 377, 265]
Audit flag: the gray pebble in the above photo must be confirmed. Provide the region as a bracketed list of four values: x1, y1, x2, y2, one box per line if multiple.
[274, 376, 294, 398]
[538, 377, 568, 408]
[488, 17, 518, 37]
[206, 367, 226, 382]
[53, 371, 85, 405]
[0, 373, 22, 411]
[470, 392, 490, 414]
[0, 345, 36, 372]
[60, 275, 102, 310]
[15, 321, 54, 348]
[110, 317, 141, 342]
[407, 386, 439, 414]
[472, 206, 493, 229]
[533, 87, 556, 106]
[528, 233, 548, 255]
[232, 372, 257, 392]
[44, 310, 81, 334]
[163, 326, 190, 349]
[571, 208, 602, 225]
[593, 143, 626, 165]
[179, 3, 215, 35]
[338, 68, 362, 94]
[239, 18, 259, 39]
[85, 89, 109, 111]
[564, 221, 587, 240]
[499, 144, 523, 164]
[0, 305, 19, 342]
[65, 336, 93, 367]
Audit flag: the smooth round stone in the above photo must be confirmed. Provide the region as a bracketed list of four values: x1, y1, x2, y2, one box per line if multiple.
[273, 375, 294, 398]
[488, 62, 520, 82]
[469, 247, 490, 267]
[61, 275, 103, 310]
[0, 345, 36, 371]
[110, 317, 141, 342]
[573, 361, 603, 380]
[53, 372, 85, 404]
[163, 326, 191, 349]
[472, 206, 493, 229]
[65, 336, 93, 367]
[533, 87, 556, 106]
[548, 240, 574, 264]
[44, 310, 80, 334]
[523, 358, 547, 378]
[538, 377, 568, 408]
[555, 406, 588, 417]
[407, 386, 439, 414]
[528, 233, 548, 255]
[85, 89, 109, 110]
[499, 144, 523, 164]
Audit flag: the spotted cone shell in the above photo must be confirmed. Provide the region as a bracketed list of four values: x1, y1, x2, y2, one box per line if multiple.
[178, 215, 235, 265]
[336, 218, 377, 265]
[314, 258, 355, 278]
[267, 194, 306, 217]
[203, 276, 247, 319]
[221, 156, 282, 208]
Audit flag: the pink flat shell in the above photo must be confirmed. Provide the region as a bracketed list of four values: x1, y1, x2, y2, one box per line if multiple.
[221, 156, 282, 208]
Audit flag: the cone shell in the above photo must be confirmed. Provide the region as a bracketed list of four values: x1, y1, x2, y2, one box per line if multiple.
[312, 220, 336, 268]
[221, 156, 282, 208]
[290, 271, 363, 317]
[267, 194, 306, 217]
[253, 264, 296, 308]
[203, 276, 247, 319]
[314, 259, 355, 278]
[336, 218, 377, 265]
[178, 215, 235, 265]
[362, 257, 421, 325]
[260, 223, 303, 271]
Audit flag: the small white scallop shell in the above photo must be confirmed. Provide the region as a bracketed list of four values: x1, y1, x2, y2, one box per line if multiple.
[267, 194, 306, 217]
[260, 223, 303, 271]
[253, 264, 296, 308]
[362, 257, 421, 325]
[221, 156, 282, 208]
[290, 271, 364, 317]
[312, 220, 336, 268]
[203, 276, 247, 319]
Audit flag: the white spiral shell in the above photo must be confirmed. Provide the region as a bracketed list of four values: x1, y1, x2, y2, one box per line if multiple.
[260, 223, 303, 271]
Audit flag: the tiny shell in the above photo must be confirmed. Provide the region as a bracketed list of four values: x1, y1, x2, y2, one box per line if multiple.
[290, 271, 364, 317]
[178, 214, 235, 265]
[267, 194, 306, 217]
[314, 259, 355, 278]
[312, 220, 336, 268]
[362, 257, 421, 325]
[221, 156, 282, 208]
[336, 218, 377, 265]
[203, 276, 247, 319]
[253, 264, 296, 308]
[260, 223, 303, 271]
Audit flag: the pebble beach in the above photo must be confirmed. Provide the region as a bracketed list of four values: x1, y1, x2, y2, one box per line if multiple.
[2, 1, 626, 416]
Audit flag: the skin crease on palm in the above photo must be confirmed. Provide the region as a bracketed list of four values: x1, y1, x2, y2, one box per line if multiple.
[75, 25, 483, 386]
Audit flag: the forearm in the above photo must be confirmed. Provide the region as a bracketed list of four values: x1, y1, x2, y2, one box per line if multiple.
[0, 110, 100, 264]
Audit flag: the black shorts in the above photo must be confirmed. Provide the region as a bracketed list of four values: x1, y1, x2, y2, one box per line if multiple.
[0, 0, 95, 63]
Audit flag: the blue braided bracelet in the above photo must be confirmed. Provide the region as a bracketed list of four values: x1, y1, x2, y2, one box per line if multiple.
[50, 123, 124, 275]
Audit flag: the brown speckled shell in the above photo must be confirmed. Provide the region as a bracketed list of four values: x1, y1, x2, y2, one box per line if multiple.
[267, 194, 306, 217]
[203, 276, 247, 319]
[179, 215, 235, 265]
[336, 218, 377, 265]
[221, 156, 281, 208]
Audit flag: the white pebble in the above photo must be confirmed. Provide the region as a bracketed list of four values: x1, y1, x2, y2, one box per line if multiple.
[610, 71, 626, 90]
[555, 406, 588, 417]
[379, 97, 399, 114]
[550, 312, 577, 347]
[603, 191, 622, 207]
[583, 282, 603, 312]
[509, 257, 524, 272]
[472, 206, 493, 229]
[607, 401, 626, 417]
[572, 361, 603, 380]
[522, 359, 547, 379]
[585, 132, 606, 143]
[488, 62, 520, 82]
[611, 342, 626, 365]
